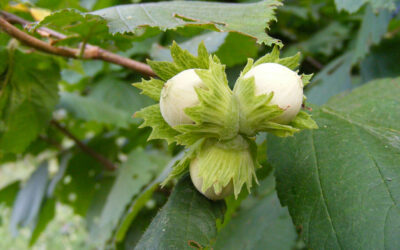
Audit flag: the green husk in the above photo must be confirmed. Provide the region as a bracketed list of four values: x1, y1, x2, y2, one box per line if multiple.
[194, 135, 259, 198]
[133, 42, 318, 198]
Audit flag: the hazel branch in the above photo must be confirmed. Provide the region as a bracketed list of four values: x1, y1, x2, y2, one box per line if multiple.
[0, 11, 156, 77]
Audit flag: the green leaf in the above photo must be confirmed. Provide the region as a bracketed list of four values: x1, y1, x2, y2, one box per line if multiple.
[0, 181, 20, 208]
[214, 32, 258, 67]
[135, 104, 180, 144]
[89, 76, 154, 118]
[115, 152, 182, 242]
[56, 136, 118, 216]
[59, 92, 132, 128]
[10, 162, 49, 236]
[294, 22, 350, 57]
[214, 176, 297, 250]
[268, 77, 400, 249]
[135, 175, 225, 250]
[92, 0, 282, 45]
[29, 198, 56, 246]
[306, 53, 353, 105]
[361, 38, 400, 82]
[90, 148, 169, 248]
[306, 5, 391, 105]
[335, 0, 395, 13]
[0, 50, 60, 154]
[32, 9, 127, 49]
[351, 5, 391, 63]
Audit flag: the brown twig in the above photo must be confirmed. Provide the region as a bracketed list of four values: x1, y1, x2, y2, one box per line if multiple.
[0, 11, 156, 77]
[305, 56, 323, 70]
[50, 120, 117, 171]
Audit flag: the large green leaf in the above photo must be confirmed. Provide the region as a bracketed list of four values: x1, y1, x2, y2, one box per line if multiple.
[214, 176, 297, 250]
[268, 78, 400, 249]
[335, 0, 395, 13]
[90, 148, 169, 248]
[92, 0, 282, 45]
[0, 50, 60, 154]
[135, 175, 225, 250]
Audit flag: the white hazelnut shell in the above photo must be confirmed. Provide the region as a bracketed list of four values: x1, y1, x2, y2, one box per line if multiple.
[189, 157, 234, 200]
[244, 63, 303, 123]
[160, 69, 205, 127]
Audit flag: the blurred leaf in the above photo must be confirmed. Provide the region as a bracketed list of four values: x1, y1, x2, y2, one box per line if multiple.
[294, 22, 350, 56]
[115, 151, 184, 242]
[305, 4, 391, 105]
[150, 32, 228, 61]
[56, 136, 118, 216]
[306, 53, 353, 105]
[0, 49, 60, 154]
[135, 175, 225, 250]
[89, 76, 154, 121]
[29, 198, 56, 246]
[268, 78, 400, 249]
[0, 181, 20, 207]
[90, 148, 170, 248]
[92, 0, 282, 45]
[351, 5, 391, 63]
[10, 162, 49, 236]
[59, 92, 132, 128]
[215, 32, 258, 67]
[214, 176, 296, 250]
[47, 154, 71, 197]
[360, 38, 400, 82]
[335, 0, 395, 13]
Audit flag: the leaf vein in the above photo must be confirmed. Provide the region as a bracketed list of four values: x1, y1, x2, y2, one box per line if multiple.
[310, 131, 343, 249]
